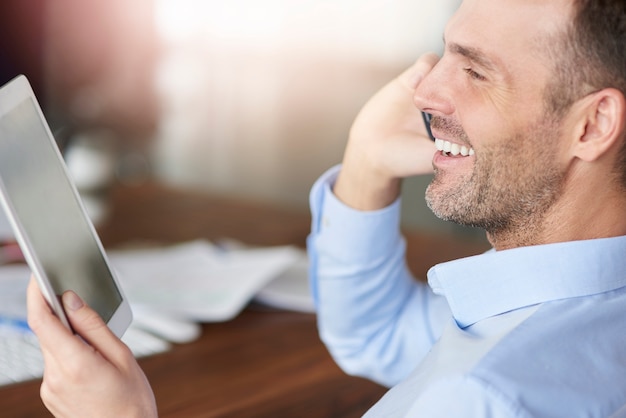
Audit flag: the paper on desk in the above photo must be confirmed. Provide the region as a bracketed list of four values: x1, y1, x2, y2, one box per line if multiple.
[109, 240, 301, 322]
[254, 252, 315, 313]
[0, 264, 31, 320]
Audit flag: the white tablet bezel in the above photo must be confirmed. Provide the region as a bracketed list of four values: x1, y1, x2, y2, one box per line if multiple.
[0, 75, 132, 337]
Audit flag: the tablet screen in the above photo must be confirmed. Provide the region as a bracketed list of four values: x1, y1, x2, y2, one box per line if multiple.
[0, 98, 122, 322]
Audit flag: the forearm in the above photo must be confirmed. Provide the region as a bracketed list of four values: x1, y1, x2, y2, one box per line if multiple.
[307, 167, 445, 386]
[333, 143, 402, 211]
[312, 236, 428, 387]
[308, 54, 447, 386]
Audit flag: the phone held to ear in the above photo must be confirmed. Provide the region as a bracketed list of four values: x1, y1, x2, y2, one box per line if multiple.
[422, 111, 435, 141]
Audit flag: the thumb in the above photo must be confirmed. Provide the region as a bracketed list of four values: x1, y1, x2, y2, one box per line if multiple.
[61, 289, 86, 313]
[61, 291, 128, 363]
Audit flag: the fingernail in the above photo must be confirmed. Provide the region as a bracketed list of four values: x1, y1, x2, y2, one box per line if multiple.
[62, 291, 84, 311]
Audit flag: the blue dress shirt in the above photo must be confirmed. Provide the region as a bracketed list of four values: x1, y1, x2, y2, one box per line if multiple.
[307, 166, 626, 417]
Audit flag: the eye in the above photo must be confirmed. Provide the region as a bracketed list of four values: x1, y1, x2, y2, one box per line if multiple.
[464, 67, 486, 81]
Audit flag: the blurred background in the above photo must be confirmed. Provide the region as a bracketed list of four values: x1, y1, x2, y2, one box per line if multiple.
[0, 0, 484, 240]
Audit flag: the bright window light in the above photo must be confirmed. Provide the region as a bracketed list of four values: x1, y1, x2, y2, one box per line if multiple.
[154, 0, 452, 57]
[155, 0, 288, 45]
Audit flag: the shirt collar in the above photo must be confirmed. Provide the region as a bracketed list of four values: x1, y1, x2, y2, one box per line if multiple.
[427, 235, 626, 328]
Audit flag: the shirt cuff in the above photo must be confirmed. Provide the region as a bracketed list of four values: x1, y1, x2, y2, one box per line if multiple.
[309, 164, 403, 264]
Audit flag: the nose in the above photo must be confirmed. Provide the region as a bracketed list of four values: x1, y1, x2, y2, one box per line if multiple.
[413, 58, 455, 117]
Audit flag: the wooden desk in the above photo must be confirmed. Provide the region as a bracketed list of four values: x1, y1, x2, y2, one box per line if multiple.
[0, 182, 488, 417]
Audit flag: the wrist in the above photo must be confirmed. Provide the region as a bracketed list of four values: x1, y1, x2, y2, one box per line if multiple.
[333, 162, 401, 211]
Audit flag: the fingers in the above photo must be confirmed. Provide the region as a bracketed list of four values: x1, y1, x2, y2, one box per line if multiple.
[28, 279, 157, 417]
[60, 290, 133, 365]
[27, 278, 131, 366]
[27, 278, 74, 346]
[27, 279, 95, 385]
[397, 52, 440, 91]
[334, 52, 441, 210]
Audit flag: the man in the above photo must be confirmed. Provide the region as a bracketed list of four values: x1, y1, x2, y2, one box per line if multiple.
[28, 0, 626, 416]
[308, 0, 626, 415]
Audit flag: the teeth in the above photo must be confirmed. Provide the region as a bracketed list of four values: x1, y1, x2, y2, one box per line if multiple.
[434, 138, 474, 157]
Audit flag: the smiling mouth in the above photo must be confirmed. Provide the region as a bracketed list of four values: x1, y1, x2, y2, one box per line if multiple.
[435, 138, 475, 157]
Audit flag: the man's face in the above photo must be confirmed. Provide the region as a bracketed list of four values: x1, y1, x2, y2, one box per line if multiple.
[417, 0, 573, 239]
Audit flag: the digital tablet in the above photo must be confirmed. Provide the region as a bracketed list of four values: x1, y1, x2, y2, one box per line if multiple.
[0, 75, 132, 337]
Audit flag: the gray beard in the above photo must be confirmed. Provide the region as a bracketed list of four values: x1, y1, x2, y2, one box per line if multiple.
[425, 137, 565, 240]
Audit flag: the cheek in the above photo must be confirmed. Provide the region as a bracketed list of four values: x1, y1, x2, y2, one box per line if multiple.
[456, 84, 544, 148]
[458, 111, 509, 150]
[460, 101, 547, 155]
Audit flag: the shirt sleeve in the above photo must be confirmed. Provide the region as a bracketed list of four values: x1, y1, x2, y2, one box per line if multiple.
[306, 165, 451, 387]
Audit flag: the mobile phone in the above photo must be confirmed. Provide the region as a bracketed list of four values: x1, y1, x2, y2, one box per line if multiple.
[422, 111, 435, 141]
[0, 75, 132, 337]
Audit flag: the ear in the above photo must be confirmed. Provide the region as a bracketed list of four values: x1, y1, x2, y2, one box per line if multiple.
[570, 88, 626, 162]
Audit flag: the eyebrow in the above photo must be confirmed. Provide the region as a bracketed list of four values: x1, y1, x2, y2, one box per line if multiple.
[445, 38, 502, 74]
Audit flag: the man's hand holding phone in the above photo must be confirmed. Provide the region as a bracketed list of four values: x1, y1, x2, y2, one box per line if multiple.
[333, 53, 440, 211]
